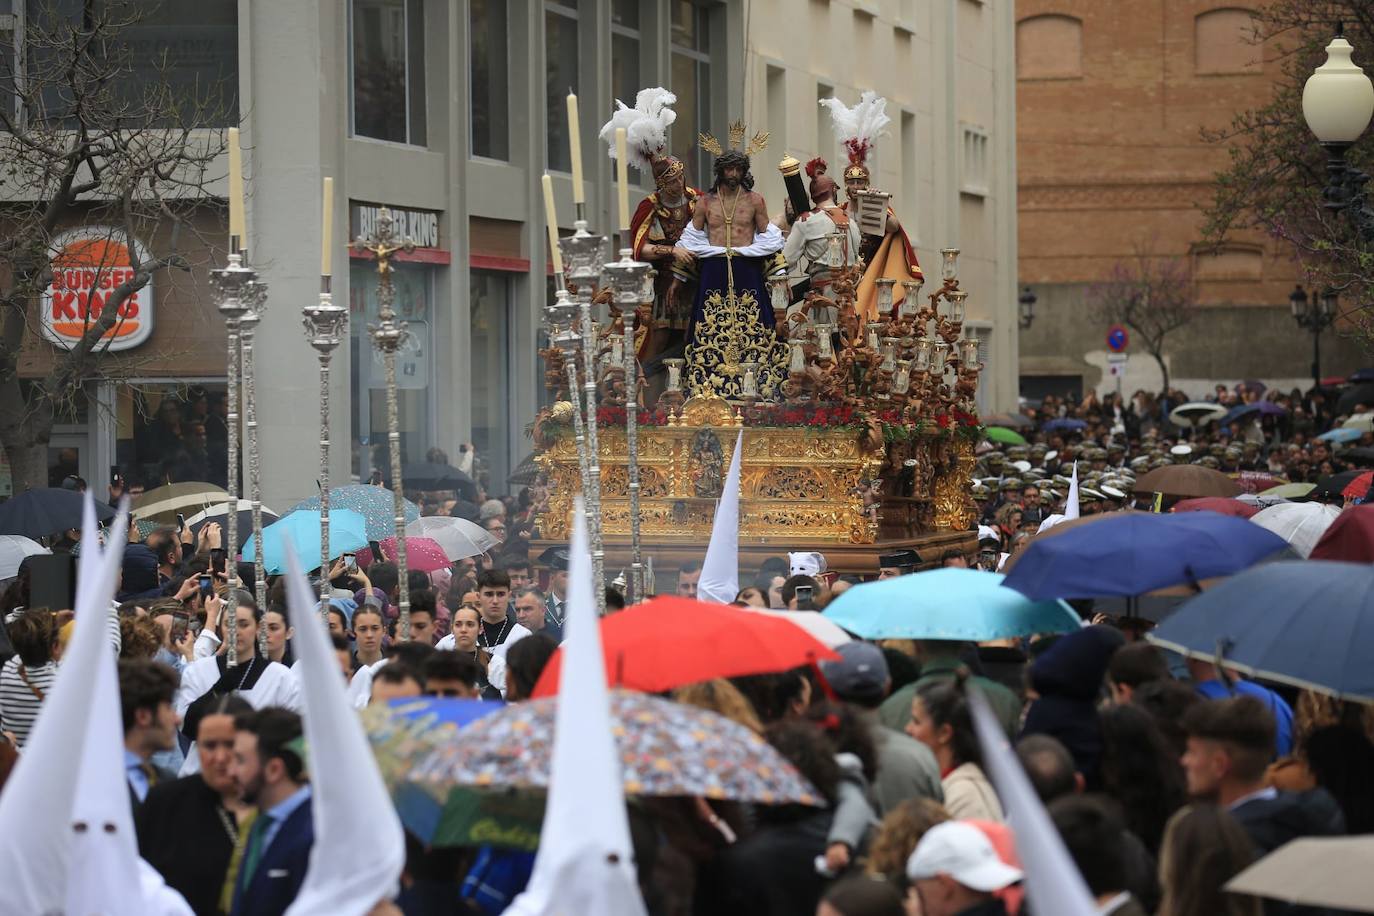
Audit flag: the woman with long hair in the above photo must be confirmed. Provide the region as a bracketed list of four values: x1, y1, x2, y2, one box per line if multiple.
[906, 676, 1003, 821]
[1156, 805, 1261, 916]
[1098, 700, 1186, 855]
[448, 605, 497, 698]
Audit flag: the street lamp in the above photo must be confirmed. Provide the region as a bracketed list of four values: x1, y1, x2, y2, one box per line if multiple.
[1018, 286, 1037, 330]
[1302, 25, 1374, 239]
[1290, 283, 1338, 387]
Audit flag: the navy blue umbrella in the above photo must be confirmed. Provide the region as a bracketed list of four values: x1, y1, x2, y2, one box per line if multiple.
[1042, 418, 1087, 433]
[1221, 401, 1286, 426]
[1002, 511, 1291, 602]
[1148, 561, 1374, 701]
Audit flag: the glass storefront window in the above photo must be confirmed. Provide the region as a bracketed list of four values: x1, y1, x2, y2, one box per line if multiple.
[611, 0, 640, 110]
[114, 382, 229, 489]
[469, 0, 508, 160]
[670, 1, 713, 189]
[470, 270, 511, 495]
[351, 0, 427, 145]
[545, 1, 579, 172]
[349, 260, 434, 481]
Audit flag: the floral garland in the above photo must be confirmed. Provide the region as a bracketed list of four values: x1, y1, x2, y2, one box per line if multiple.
[573, 403, 981, 442]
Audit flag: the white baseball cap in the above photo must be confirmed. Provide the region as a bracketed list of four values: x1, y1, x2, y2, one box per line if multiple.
[789, 551, 827, 577]
[906, 821, 1024, 892]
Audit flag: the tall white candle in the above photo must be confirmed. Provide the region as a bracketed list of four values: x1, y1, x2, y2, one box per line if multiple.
[320, 176, 334, 276]
[567, 93, 585, 204]
[227, 127, 245, 249]
[541, 174, 564, 275]
[615, 127, 631, 231]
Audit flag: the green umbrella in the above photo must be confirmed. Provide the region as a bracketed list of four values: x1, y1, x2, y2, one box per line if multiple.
[984, 426, 1028, 446]
[1259, 482, 1316, 499]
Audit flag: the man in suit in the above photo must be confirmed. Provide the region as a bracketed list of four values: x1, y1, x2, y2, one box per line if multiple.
[537, 546, 569, 639]
[230, 707, 314, 916]
[119, 658, 180, 805]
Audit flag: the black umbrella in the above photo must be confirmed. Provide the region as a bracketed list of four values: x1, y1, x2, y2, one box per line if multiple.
[1336, 383, 1374, 416]
[1310, 470, 1367, 502]
[400, 461, 478, 499]
[1341, 447, 1374, 466]
[0, 488, 116, 538]
[185, 501, 282, 551]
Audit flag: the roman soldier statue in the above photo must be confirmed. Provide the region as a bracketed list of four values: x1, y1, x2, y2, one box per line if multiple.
[780, 158, 861, 323]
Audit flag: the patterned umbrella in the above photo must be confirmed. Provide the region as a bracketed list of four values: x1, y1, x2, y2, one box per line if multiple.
[407, 690, 822, 805]
[132, 481, 229, 522]
[358, 536, 452, 573]
[404, 517, 488, 561]
[0, 535, 49, 580]
[288, 485, 420, 541]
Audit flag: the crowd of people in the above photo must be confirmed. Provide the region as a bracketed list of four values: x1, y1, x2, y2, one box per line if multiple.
[1, 378, 1372, 916]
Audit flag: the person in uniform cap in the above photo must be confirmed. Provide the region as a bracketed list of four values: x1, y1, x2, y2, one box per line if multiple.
[971, 482, 991, 503]
[878, 549, 920, 579]
[536, 546, 571, 635]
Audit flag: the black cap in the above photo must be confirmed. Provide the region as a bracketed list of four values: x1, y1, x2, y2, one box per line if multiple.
[537, 546, 570, 571]
[878, 549, 919, 569]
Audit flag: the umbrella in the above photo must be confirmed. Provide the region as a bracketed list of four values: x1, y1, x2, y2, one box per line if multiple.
[1229, 472, 1283, 495]
[984, 426, 1028, 446]
[1042, 418, 1087, 433]
[131, 482, 228, 522]
[364, 698, 544, 849]
[982, 413, 1033, 430]
[400, 461, 478, 500]
[1336, 383, 1374, 416]
[1002, 511, 1291, 602]
[1226, 836, 1374, 914]
[1250, 503, 1342, 558]
[358, 536, 452, 573]
[742, 608, 852, 649]
[184, 500, 281, 550]
[0, 535, 49, 580]
[1310, 470, 1368, 502]
[0, 488, 115, 537]
[1341, 446, 1374, 465]
[1310, 505, 1374, 562]
[1317, 427, 1363, 444]
[1258, 482, 1315, 499]
[1171, 497, 1258, 519]
[1341, 470, 1374, 499]
[1221, 401, 1287, 427]
[822, 568, 1082, 641]
[1148, 561, 1374, 700]
[1352, 368, 1374, 383]
[1343, 412, 1374, 432]
[1168, 401, 1227, 428]
[242, 509, 369, 574]
[1133, 464, 1242, 499]
[508, 452, 541, 487]
[288, 485, 420, 541]
[530, 597, 841, 698]
[404, 516, 489, 561]
[407, 689, 823, 804]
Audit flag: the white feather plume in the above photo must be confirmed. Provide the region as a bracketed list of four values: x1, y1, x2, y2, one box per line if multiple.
[818, 90, 891, 158]
[599, 88, 678, 172]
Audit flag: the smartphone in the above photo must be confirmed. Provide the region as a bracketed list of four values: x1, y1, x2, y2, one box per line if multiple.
[369, 540, 382, 560]
[110, 465, 121, 486]
[343, 552, 357, 571]
[199, 575, 214, 599]
[170, 613, 190, 643]
[210, 548, 226, 575]
[795, 585, 814, 610]
[176, 513, 185, 531]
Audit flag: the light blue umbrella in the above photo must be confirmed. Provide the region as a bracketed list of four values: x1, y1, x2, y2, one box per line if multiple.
[288, 485, 420, 541]
[1318, 427, 1363, 444]
[822, 568, 1082, 641]
[243, 509, 368, 574]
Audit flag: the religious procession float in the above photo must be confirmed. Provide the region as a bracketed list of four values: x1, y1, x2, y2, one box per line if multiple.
[532, 87, 982, 595]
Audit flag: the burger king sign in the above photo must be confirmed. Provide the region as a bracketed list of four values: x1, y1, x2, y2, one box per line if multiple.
[41, 226, 155, 352]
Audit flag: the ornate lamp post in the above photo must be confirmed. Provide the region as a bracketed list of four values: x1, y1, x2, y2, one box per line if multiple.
[1018, 286, 1037, 330]
[238, 276, 269, 605]
[1290, 284, 1339, 388]
[1303, 26, 1374, 240]
[353, 207, 416, 637]
[302, 276, 348, 618]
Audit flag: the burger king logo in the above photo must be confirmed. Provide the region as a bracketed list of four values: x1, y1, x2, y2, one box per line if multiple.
[41, 226, 155, 352]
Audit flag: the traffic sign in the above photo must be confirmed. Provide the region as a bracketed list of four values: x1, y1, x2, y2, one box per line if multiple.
[1107, 325, 1129, 353]
[1107, 352, 1129, 377]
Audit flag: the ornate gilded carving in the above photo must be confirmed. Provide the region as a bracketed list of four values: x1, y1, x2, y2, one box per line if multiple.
[683, 287, 790, 399]
[930, 438, 978, 531]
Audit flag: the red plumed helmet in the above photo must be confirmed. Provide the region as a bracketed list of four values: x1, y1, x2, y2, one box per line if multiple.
[805, 157, 828, 180]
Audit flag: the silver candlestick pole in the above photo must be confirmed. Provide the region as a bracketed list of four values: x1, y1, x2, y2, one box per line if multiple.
[302, 275, 348, 619]
[239, 274, 269, 608]
[211, 250, 256, 665]
[353, 207, 416, 637]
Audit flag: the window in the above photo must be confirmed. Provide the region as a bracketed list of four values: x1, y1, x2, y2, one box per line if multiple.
[470, 0, 508, 159]
[1195, 8, 1261, 75]
[351, 0, 427, 145]
[1016, 14, 1083, 80]
[817, 81, 836, 164]
[0, 2, 16, 123]
[349, 261, 434, 478]
[766, 64, 786, 150]
[611, 0, 640, 110]
[545, 1, 578, 172]
[960, 124, 989, 197]
[900, 110, 918, 243]
[470, 271, 513, 491]
[670, 1, 712, 189]
[114, 382, 229, 490]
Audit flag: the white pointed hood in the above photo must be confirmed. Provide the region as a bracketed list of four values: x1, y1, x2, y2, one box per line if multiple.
[505, 497, 647, 916]
[1064, 461, 1080, 520]
[283, 545, 405, 915]
[698, 430, 743, 604]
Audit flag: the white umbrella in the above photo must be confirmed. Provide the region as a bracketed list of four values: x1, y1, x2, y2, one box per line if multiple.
[1226, 836, 1374, 914]
[1250, 503, 1342, 558]
[1237, 492, 1289, 509]
[1343, 412, 1374, 432]
[743, 609, 852, 649]
[1169, 401, 1227, 428]
[404, 516, 488, 560]
[0, 535, 49, 580]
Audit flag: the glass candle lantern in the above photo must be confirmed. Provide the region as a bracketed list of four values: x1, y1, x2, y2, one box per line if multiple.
[940, 248, 960, 282]
[664, 358, 684, 391]
[959, 336, 980, 367]
[894, 360, 912, 394]
[789, 338, 806, 373]
[900, 278, 924, 317]
[866, 321, 883, 351]
[931, 341, 949, 376]
[876, 278, 895, 315]
[880, 336, 898, 372]
[945, 290, 967, 323]
[610, 335, 624, 365]
[914, 338, 932, 370]
[815, 323, 834, 360]
[741, 362, 759, 398]
[768, 276, 790, 313]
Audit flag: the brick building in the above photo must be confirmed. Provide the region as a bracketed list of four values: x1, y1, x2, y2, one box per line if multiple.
[1015, 1, 1365, 401]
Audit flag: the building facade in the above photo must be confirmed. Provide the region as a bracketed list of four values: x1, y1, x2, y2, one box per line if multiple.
[1016, 0, 1365, 402]
[9, 0, 1020, 507]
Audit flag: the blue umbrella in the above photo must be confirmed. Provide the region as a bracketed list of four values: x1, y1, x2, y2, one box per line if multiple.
[1042, 418, 1087, 433]
[1222, 401, 1287, 426]
[822, 568, 1082, 641]
[1318, 427, 1363, 444]
[242, 509, 368, 574]
[288, 485, 420, 541]
[1148, 561, 1374, 701]
[1002, 511, 1291, 602]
